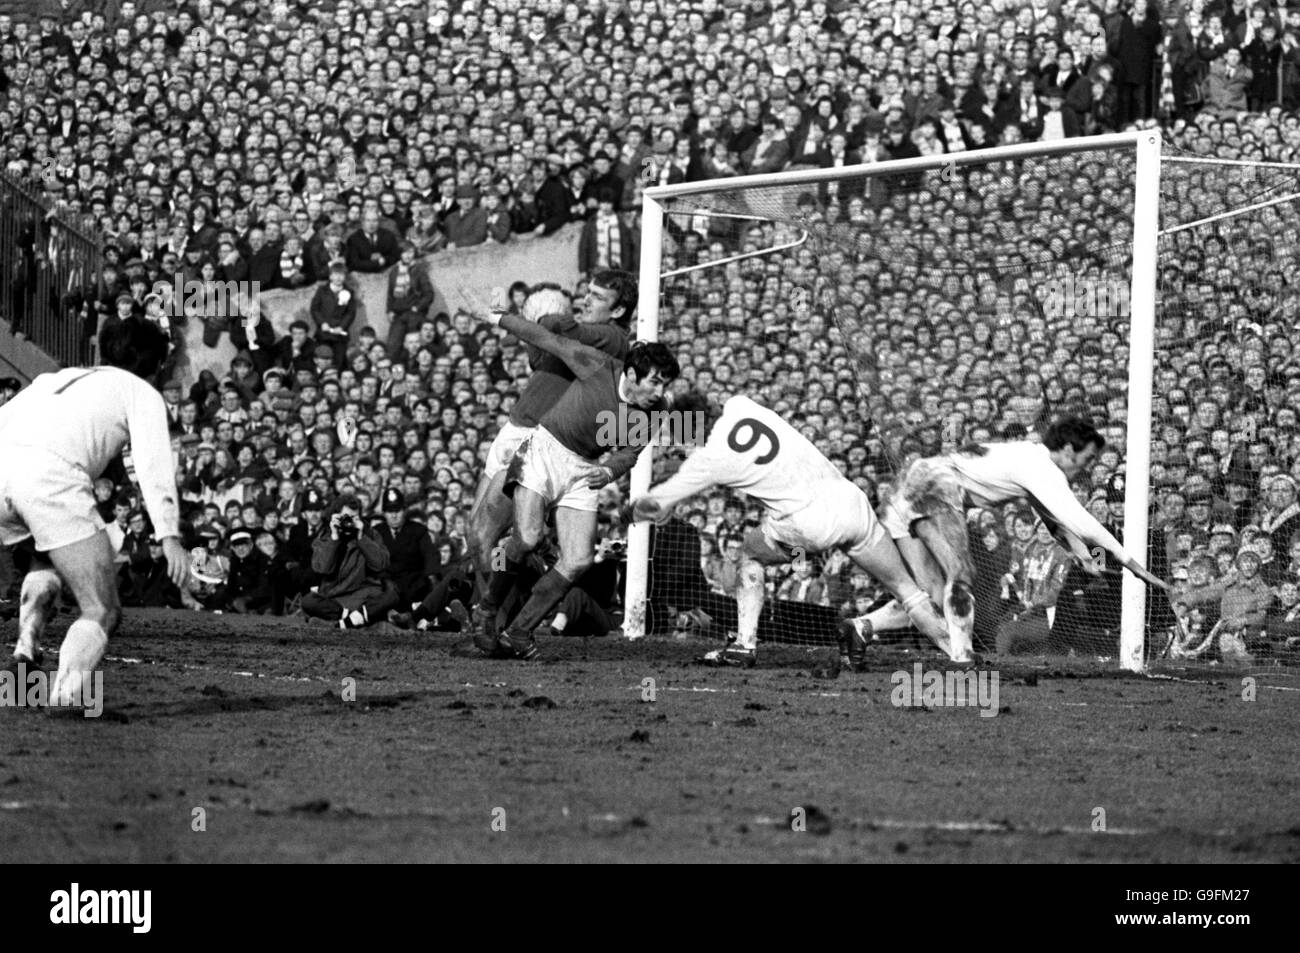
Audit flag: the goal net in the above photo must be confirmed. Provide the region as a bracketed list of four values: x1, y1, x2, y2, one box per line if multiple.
[623, 130, 1298, 673]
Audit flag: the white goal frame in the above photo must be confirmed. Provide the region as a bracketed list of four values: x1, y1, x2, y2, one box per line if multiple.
[623, 130, 1162, 674]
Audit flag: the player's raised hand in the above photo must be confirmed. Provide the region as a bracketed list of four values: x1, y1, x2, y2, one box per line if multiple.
[162, 537, 190, 589]
[631, 496, 665, 523]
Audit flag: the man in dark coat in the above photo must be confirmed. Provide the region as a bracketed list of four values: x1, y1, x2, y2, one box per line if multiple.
[301, 494, 398, 628]
[374, 488, 438, 609]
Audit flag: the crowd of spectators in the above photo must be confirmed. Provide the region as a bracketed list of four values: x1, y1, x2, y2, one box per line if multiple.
[2, 0, 1300, 660]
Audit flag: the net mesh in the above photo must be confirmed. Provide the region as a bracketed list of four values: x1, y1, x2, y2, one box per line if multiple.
[642, 141, 1300, 670]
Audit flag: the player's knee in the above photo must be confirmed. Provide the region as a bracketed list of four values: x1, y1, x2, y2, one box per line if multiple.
[20, 569, 60, 606]
[740, 561, 765, 589]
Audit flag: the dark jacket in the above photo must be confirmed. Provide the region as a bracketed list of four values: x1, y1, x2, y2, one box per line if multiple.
[311, 529, 392, 610]
[344, 226, 400, 273]
[375, 518, 438, 600]
[226, 548, 272, 608]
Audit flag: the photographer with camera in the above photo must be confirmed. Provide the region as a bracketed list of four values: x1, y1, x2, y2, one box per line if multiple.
[300, 493, 398, 629]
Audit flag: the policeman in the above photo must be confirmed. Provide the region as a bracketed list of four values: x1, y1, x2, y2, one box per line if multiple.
[374, 488, 437, 609]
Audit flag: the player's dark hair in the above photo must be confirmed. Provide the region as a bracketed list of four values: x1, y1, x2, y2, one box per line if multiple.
[1042, 415, 1105, 453]
[668, 389, 722, 441]
[625, 341, 680, 383]
[98, 316, 170, 381]
[592, 269, 637, 327]
[332, 492, 362, 515]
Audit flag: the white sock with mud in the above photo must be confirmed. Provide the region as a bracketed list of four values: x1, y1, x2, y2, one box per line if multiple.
[860, 600, 912, 634]
[51, 619, 108, 707]
[17, 569, 60, 661]
[943, 582, 975, 661]
[901, 590, 954, 657]
[733, 562, 765, 651]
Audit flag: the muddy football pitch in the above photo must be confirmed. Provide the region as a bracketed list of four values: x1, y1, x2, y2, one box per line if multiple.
[1, 608, 1297, 863]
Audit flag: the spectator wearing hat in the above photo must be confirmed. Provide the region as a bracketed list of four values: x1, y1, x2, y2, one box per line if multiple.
[282, 488, 327, 598]
[374, 488, 438, 612]
[310, 263, 357, 369]
[160, 377, 184, 430]
[1220, 466, 1258, 529]
[1212, 546, 1276, 659]
[344, 208, 400, 274]
[443, 185, 487, 249]
[1184, 488, 1216, 548]
[301, 492, 397, 629]
[223, 528, 274, 614]
[385, 241, 434, 359]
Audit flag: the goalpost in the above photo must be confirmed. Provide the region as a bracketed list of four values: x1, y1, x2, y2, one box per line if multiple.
[622, 130, 1162, 673]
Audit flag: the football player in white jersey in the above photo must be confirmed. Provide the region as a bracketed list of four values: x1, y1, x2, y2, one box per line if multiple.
[631, 393, 951, 668]
[0, 317, 189, 710]
[851, 415, 1170, 662]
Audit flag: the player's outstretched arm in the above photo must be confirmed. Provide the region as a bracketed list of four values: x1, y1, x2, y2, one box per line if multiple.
[1119, 556, 1172, 593]
[469, 296, 606, 379]
[125, 381, 183, 538]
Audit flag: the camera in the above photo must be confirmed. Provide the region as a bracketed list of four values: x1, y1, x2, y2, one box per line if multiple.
[336, 514, 357, 538]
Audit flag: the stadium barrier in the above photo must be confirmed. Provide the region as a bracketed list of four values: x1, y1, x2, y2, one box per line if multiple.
[0, 169, 103, 370]
[178, 223, 585, 389]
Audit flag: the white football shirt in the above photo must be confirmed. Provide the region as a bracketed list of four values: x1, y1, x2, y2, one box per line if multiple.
[647, 395, 846, 517]
[945, 441, 1124, 560]
[0, 366, 181, 539]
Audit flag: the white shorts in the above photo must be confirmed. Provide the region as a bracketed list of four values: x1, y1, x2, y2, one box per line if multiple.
[880, 457, 965, 540]
[512, 426, 604, 513]
[760, 479, 886, 559]
[0, 449, 106, 552]
[483, 421, 533, 480]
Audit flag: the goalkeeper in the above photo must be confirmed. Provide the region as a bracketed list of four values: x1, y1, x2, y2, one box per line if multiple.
[848, 416, 1170, 662]
[631, 392, 951, 669]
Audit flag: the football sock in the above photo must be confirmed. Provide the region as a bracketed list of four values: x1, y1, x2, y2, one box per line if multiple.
[734, 562, 765, 652]
[943, 581, 975, 661]
[50, 618, 108, 708]
[863, 601, 911, 633]
[506, 568, 572, 636]
[17, 569, 60, 661]
[482, 560, 521, 612]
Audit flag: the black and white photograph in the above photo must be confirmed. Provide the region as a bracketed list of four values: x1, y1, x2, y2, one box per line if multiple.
[0, 0, 1294, 895]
